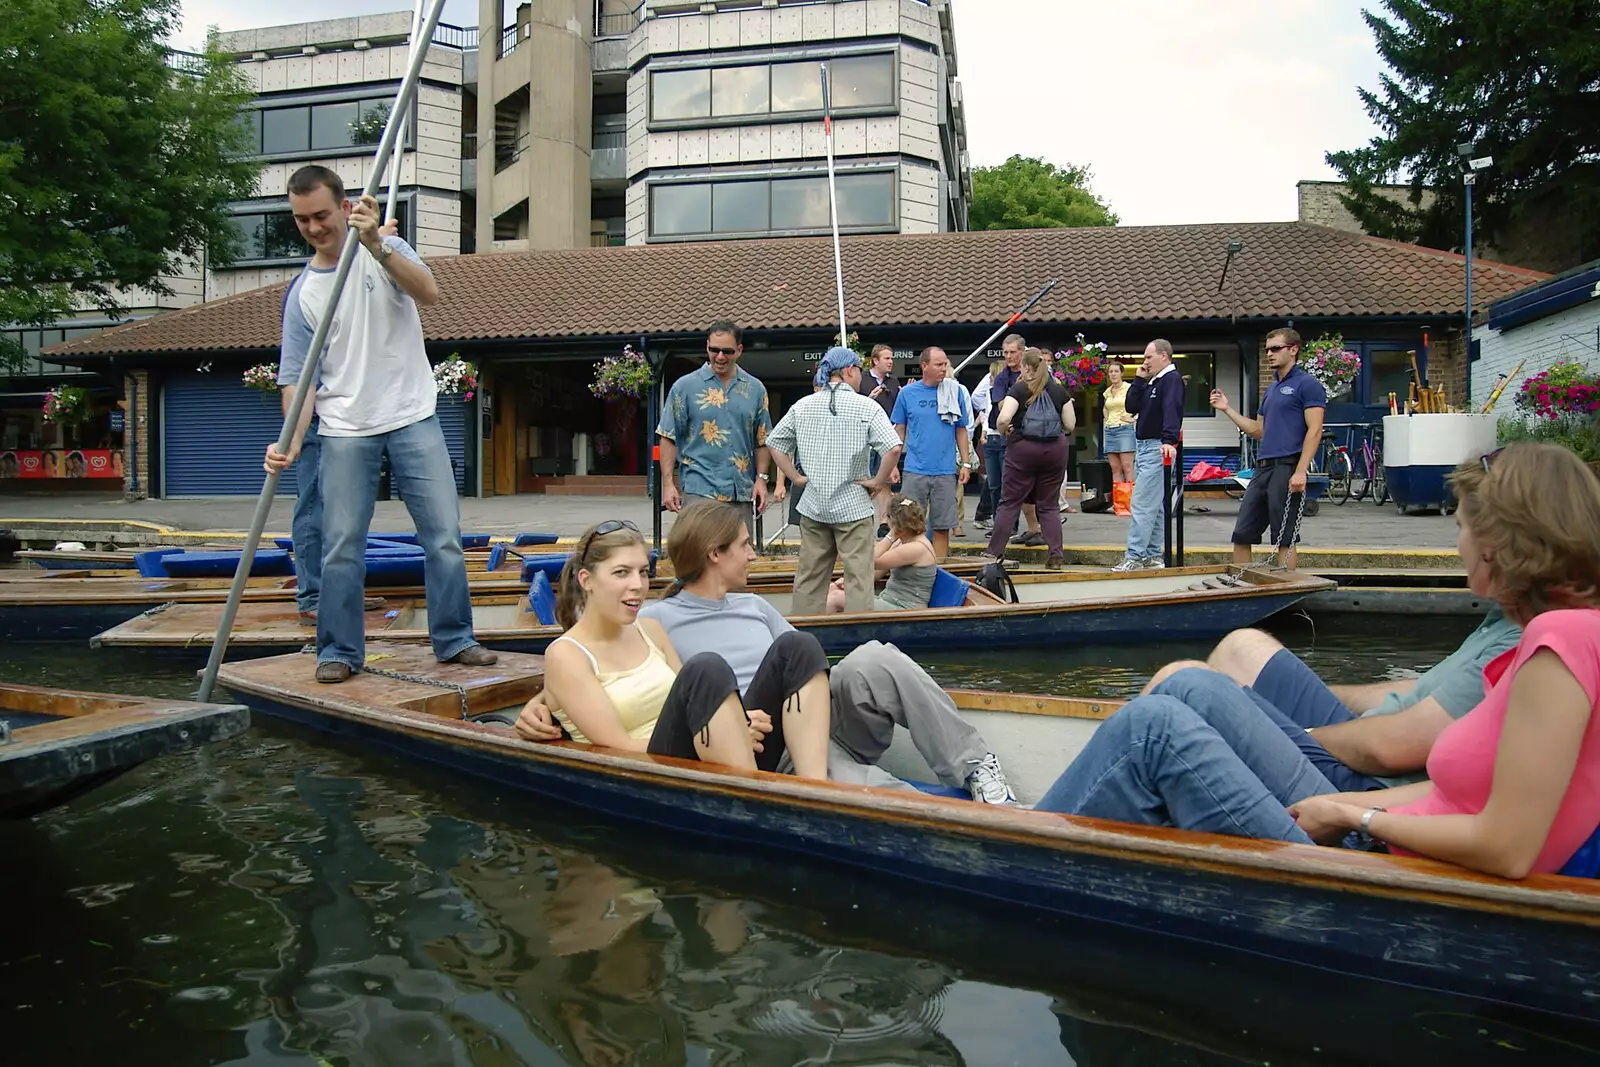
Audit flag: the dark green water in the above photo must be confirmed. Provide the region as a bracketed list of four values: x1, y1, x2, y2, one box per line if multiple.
[4, 619, 1600, 1066]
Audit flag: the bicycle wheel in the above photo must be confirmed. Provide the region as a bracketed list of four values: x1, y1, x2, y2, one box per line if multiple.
[1372, 462, 1388, 506]
[1328, 451, 1352, 505]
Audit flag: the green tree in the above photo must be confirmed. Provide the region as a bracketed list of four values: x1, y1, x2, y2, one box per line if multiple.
[0, 0, 259, 372]
[1327, 0, 1600, 268]
[970, 155, 1119, 231]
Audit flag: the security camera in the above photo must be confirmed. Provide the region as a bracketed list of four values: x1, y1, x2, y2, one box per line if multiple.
[1226, 240, 1243, 254]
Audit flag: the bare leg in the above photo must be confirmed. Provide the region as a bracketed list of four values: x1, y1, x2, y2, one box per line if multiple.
[692, 693, 760, 771]
[932, 529, 950, 559]
[1206, 628, 1284, 688]
[781, 672, 832, 780]
[1283, 547, 1298, 571]
[1232, 543, 1253, 566]
[1023, 502, 1039, 533]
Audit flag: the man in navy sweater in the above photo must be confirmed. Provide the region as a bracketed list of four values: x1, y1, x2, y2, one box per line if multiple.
[1112, 339, 1186, 571]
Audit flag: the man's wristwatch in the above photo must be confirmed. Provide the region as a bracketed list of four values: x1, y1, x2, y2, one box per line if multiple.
[374, 240, 393, 264]
[755, 473, 768, 482]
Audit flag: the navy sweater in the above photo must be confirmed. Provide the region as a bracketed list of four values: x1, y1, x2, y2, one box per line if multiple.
[1125, 369, 1185, 444]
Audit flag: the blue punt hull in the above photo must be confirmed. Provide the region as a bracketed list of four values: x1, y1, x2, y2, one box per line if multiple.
[226, 685, 1600, 1023]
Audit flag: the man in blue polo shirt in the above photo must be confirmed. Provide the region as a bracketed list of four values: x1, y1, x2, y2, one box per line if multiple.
[891, 346, 975, 560]
[1210, 327, 1326, 570]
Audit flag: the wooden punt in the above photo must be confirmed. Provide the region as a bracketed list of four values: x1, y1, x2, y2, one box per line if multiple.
[91, 565, 1334, 657]
[213, 642, 1600, 1022]
[0, 681, 249, 817]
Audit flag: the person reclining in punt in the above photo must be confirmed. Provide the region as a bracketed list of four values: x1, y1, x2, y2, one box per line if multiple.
[1034, 443, 1600, 879]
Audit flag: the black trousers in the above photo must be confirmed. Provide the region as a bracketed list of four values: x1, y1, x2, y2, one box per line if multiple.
[646, 630, 829, 773]
[1232, 456, 1302, 548]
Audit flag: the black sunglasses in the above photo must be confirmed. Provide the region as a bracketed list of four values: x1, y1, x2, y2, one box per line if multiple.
[1481, 447, 1504, 474]
[707, 345, 738, 357]
[580, 519, 641, 559]
[1265, 344, 1296, 354]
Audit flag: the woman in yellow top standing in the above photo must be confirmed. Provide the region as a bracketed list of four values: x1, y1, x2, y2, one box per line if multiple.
[1101, 360, 1136, 485]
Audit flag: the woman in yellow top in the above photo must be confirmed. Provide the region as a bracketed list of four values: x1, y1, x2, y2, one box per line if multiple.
[1101, 360, 1136, 484]
[539, 519, 832, 779]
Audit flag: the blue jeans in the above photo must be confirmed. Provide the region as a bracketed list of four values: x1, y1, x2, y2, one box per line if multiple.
[983, 435, 1007, 526]
[1124, 438, 1165, 560]
[1036, 667, 1334, 842]
[317, 415, 477, 669]
[291, 426, 321, 613]
[1250, 648, 1386, 793]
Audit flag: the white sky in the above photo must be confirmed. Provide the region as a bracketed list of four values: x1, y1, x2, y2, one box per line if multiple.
[174, 0, 1390, 226]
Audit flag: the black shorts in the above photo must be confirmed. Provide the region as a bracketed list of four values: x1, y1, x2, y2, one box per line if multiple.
[1232, 456, 1305, 548]
[646, 630, 828, 773]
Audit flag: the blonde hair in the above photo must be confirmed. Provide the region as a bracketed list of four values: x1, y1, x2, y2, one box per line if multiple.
[556, 521, 647, 630]
[663, 500, 747, 596]
[1021, 347, 1052, 404]
[1450, 442, 1600, 624]
[887, 497, 927, 538]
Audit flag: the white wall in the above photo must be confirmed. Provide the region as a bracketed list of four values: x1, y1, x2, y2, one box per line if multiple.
[1472, 297, 1600, 413]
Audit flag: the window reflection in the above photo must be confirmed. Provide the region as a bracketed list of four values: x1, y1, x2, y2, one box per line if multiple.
[712, 66, 769, 118]
[223, 203, 409, 262]
[828, 54, 895, 109]
[310, 101, 359, 151]
[240, 97, 400, 155]
[652, 69, 710, 121]
[770, 176, 830, 230]
[1369, 349, 1412, 407]
[261, 106, 309, 155]
[651, 184, 712, 235]
[770, 61, 824, 113]
[653, 54, 893, 122]
[653, 172, 894, 238]
[711, 181, 770, 233]
[835, 172, 895, 227]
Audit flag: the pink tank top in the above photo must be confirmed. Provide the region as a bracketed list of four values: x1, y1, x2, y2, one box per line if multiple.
[1392, 609, 1600, 874]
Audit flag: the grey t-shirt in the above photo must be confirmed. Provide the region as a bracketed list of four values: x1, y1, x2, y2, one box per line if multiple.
[638, 590, 792, 697]
[1362, 606, 1522, 786]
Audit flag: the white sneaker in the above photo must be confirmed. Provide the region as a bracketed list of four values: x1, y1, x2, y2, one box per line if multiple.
[965, 753, 1017, 805]
[1110, 556, 1143, 572]
[1142, 557, 1167, 569]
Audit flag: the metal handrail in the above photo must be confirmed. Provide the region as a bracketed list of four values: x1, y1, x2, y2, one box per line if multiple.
[595, 2, 644, 37]
[432, 22, 479, 49]
[500, 24, 522, 58]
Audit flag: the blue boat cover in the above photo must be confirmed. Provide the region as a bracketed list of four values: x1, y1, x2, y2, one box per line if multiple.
[513, 532, 560, 546]
[927, 568, 970, 609]
[162, 549, 295, 578]
[372, 532, 491, 549]
[528, 571, 558, 626]
[520, 554, 572, 583]
[1560, 825, 1600, 879]
[363, 554, 427, 586]
[133, 547, 188, 578]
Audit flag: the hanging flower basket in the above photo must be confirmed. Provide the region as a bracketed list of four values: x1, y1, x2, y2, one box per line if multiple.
[1050, 335, 1110, 393]
[433, 355, 478, 400]
[42, 385, 91, 427]
[243, 363, 281, 393]
[1302, 334, 1362, 397]
[590, 344, 652, 401]
[833, 331, 864, 356]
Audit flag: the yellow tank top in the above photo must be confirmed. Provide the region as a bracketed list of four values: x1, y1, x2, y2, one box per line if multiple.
[551, 626, 676, 745]
[1102, 382, 1134, 427]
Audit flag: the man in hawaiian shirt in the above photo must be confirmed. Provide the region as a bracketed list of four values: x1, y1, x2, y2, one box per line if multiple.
[657, 320, 773, 531]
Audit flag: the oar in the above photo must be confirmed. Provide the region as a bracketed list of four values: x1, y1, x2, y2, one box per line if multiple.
[819, 63, 847, 342]
[950, 280, 1060, 376]
[197, 0, 449, 703]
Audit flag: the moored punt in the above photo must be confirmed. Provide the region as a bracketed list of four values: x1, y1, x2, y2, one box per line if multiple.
[91, 565, 1333, 657]
[0, 682, 250, 817]
[213, 643, 1600, 1022]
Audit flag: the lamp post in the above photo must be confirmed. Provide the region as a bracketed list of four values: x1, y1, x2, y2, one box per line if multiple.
[1456, 142, 1493, 387]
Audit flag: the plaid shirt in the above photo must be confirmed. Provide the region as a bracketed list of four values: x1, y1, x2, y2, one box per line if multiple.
[767, 382, 900, 524]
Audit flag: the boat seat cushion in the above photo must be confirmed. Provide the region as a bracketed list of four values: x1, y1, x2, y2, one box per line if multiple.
[905, 779, 969, 800]
[927, 568, 970, 609]
[1560, 825, 1600, 879]
[513, 532, 561, 546]
[528, 571, 558, 626]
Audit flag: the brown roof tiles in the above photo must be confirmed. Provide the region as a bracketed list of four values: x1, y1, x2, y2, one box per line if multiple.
[48, 222, 1549, 357]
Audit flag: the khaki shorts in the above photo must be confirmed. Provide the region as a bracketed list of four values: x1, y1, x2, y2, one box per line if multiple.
[900, 472, 959, 532]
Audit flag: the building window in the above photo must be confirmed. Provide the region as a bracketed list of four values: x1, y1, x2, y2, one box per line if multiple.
[650, 171, 896, 239]
[650, 53, 896, 126]
[1172, 352, 1217, 416]
[242, 97, 396, 157]
[224, 201, 410, 264]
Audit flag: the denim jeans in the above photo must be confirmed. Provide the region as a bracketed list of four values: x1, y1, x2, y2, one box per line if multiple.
[1124, 438, 1165, 561]
[982, 435, 1008, 528]
[317, 415, 477, 669]
[291, 426, 321, 613]
[1036, 667, 1335, 842]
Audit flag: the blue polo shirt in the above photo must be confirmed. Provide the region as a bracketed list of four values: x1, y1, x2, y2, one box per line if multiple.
[1258, 364, 1327, 461]
[891, 380, 972, 476]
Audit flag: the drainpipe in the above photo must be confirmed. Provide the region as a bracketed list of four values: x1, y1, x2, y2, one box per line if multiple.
[129, 372, 140, 497]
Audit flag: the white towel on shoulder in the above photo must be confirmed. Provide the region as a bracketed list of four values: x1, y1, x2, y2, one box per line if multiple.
[936, 378, 964, 424]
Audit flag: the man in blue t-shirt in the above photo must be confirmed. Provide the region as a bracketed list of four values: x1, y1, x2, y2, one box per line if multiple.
[1210, 327, 1326, 570]
[890, 346, 975, 560]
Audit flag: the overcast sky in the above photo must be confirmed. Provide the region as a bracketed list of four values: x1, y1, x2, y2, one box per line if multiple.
[173, 0, 1390, 226]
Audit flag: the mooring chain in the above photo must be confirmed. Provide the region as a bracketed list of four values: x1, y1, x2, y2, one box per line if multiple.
[1266, 491, 1308, 570]
[358, 664, 472, 719]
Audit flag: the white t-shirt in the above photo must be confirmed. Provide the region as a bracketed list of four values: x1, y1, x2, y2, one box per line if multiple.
[277, 236, 436, 437]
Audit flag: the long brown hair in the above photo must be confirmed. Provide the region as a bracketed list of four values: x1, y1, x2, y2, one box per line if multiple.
[663, 500, 747, 597]
[1021, 347, 1052, 405]
[556, 521, 648, 630]
[1450, 442, 1600, 624]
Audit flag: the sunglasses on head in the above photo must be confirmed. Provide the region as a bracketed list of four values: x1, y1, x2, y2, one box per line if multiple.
[707, 345, 738, 357]
[1481, 447, 1504, 474]
[580, 519, 641, 559]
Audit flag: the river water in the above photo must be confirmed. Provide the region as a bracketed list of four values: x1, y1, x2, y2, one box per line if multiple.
[4, 615, 1599, 1066]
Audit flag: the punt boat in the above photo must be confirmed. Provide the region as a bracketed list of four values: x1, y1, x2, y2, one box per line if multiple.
[0, 681, 249, 817]
[213, 642, 1600, 1022]
[91, 565, 1334, 657]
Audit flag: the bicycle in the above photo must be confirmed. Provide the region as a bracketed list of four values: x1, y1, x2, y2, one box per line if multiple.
[1343, 424, 1388, 505]
[1317, 430, 1354, 505]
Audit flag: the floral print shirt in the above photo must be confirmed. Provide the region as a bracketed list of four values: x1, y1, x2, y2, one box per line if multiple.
[657, 364, 772, 502]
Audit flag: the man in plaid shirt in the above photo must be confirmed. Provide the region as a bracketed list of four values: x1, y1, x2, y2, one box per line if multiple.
[768, 347, 903, 614]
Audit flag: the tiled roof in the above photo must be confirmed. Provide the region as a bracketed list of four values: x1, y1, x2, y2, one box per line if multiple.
[49, 222, 1549, 357]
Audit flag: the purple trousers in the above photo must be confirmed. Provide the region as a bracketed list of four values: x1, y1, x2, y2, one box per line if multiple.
[985, 436, 1068, 556]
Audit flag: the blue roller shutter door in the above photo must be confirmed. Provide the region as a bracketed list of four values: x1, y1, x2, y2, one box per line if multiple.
[434, 396, 469, 495]
[162, 372, 300, 497]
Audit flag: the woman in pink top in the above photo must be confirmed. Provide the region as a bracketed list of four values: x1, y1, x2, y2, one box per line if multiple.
[1289, 443, 1600, 878]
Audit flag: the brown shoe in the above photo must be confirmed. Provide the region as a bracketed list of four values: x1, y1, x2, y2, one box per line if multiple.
[316, 661, 352, 684]
[363, 596, 387, 611]
[446, 645, 498, 667]
[1045, 553, 1065, 569]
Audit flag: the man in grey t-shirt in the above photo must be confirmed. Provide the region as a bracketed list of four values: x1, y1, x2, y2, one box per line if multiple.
[1202, 608, 1522, 791]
